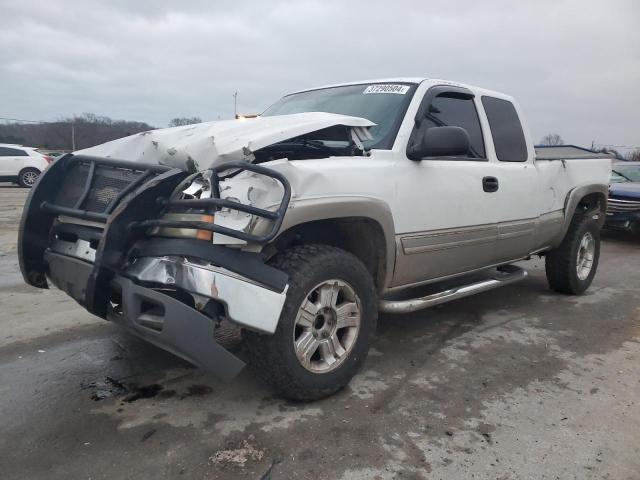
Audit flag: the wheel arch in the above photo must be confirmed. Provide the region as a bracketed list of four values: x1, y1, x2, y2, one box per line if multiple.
[266, 196, 396, 291]
[18, 166, 41, 176]
[551, 184, 608, 248]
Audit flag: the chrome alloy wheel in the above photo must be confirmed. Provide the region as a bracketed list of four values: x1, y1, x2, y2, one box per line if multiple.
[22, 170, 38, 186]
[293, 279, 361, 373]
[576, 231, 596, 281]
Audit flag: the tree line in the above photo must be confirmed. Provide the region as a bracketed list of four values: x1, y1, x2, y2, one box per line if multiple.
[0, 114, 203, 152]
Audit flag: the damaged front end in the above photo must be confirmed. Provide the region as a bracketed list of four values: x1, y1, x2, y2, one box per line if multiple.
[19, 154, 291, 379]
[19, 112, 375, 379]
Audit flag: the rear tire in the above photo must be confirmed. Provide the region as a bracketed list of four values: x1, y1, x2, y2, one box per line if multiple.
[245, 244, 377, 401]
[18, 168, 40, 188]
[545, 215, 600, 294]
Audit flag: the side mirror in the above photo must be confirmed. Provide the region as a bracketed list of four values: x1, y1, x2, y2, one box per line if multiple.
[408, 126, 470, 160]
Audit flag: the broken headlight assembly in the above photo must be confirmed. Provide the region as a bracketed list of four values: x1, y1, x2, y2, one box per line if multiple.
[131, 161, 291, 245]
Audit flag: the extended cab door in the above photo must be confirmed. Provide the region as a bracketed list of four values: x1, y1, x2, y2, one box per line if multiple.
[479, 96, 542, 262]
[391, 86, 502, 287]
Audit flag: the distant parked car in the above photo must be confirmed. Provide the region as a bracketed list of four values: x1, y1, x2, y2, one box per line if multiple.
[0, 144, 53, 187]
[606, 162, 640, 235]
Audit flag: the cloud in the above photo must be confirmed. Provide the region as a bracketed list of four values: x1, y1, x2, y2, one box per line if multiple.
[0, 0, 638, 149]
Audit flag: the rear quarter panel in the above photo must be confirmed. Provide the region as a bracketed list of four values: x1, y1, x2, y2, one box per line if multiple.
[24, 152, 49, 172]
[535, 157, 611, 248]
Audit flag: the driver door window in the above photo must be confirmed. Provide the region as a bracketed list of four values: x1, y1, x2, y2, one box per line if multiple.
[411, 94, 486, 160]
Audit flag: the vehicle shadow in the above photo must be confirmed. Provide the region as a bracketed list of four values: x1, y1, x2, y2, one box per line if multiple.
[601, 228, 639, 245]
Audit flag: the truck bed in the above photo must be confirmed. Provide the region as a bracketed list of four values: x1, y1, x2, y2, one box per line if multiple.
[535, 145, 615, 161]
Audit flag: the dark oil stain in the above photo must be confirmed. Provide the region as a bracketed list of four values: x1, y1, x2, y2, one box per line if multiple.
[141, 429, 156, 442]
[180, 384, 213, 399]
[124, 384, 163, 403]
[84, 378, 213, 403]
[158, 389, 177, 399]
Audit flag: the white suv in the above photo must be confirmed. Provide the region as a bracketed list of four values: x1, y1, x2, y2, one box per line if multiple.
[0, 144, 52, 187]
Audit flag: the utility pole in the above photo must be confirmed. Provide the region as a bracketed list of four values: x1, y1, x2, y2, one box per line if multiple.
[233, 91, 238, 118]
[71, 122, 76, 151]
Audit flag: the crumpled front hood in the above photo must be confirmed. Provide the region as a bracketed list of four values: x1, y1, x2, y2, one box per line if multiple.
[76, 112, 375, 172]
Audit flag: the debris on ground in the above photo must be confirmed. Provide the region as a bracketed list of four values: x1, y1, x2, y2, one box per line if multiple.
[209, 439, 265, 468]
[82, 376, 129, 401]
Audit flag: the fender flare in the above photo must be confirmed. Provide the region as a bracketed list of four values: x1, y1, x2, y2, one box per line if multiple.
[262, 196, 397, 289]
[551, 183, 608, 248]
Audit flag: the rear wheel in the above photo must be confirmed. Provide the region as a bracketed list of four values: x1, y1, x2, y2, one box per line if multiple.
[545, 215, 600, 294]
[245, 244, 377, 401]
[18, 168, 40, 188]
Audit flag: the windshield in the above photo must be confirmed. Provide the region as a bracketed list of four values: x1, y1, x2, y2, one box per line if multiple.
[611, 164, 640, 183]
[262, 83, 418, 149]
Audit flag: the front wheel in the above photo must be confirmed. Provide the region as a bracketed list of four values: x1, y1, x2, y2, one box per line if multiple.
[245, 244, 377, 401]
[545, 215, 601, 294]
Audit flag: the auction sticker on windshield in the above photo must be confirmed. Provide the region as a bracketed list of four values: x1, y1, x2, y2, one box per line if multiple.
[363, 84, 410, 94]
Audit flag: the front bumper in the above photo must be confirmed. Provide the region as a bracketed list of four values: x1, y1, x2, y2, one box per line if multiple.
[108, 276, 245, 380]
[124, 256, 287, 334]
[44, 246, 288, 379]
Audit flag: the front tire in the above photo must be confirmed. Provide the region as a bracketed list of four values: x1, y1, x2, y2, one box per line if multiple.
[18, 168, 40, 188]
[545, 215, 601, 294]
[245, 244, 377, 401]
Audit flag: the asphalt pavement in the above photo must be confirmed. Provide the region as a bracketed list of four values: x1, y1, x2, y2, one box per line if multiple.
[1, 183, 639, 480]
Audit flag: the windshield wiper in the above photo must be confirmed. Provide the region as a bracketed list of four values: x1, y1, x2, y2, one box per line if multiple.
[612, 170, 632, 182]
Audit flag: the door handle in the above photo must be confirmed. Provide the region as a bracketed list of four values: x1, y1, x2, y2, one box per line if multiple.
[482, 176, 499, 193]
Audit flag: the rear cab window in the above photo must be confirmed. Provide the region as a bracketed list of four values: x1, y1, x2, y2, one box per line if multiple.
[481, 96, 528, 162]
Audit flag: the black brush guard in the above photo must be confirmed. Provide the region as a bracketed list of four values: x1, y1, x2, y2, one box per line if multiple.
[37, 154, 291, 243]
[20, 154, 291, 296]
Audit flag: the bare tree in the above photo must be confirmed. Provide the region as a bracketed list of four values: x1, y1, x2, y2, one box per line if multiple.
[0, 113, 154, 150]
[539, 133, 564, 146]
[626, 149, 640, 162]
[168, 117, 202, 127]
[594, 147, 625, 160]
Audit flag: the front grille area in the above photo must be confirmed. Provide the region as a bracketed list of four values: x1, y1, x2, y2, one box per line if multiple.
[84, 167, 144, 212]
[54, 162, 90, 208]
[54, 162, 144, 213]
[607, 197, 640, 214]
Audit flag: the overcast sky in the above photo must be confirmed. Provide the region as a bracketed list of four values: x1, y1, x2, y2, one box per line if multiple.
[1, 0, 638, 150]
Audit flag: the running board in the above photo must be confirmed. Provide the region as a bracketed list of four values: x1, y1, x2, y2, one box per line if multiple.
[379, 265, 528, 314]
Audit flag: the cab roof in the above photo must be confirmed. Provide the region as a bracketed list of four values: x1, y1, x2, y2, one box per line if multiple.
[288, 77, 514, 102]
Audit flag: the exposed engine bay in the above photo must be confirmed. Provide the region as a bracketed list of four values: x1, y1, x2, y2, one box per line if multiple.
[253, 125, 367, 163]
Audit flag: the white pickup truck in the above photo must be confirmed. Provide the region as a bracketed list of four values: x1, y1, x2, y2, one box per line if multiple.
[19, 78, 611, 400]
